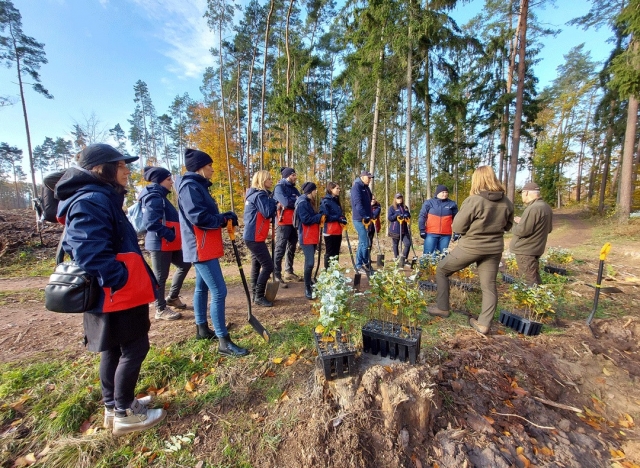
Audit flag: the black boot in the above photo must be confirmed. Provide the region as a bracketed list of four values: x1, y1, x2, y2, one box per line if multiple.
[255, 283, 273, 307]
[304, 266, 314, 299]
[218, 335, 249, 357]
[196, 323, 217, 340]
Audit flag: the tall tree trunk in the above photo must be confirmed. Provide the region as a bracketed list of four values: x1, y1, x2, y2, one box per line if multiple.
[599, 108, 615, 214]
[576, 92, 595, 202]
[618, 94, 638, 222]
[369, 48, 384, 186]
[499, 0, 518, 186]
[285, 0, 294, 164]
[260, 0, 275, 170]
[404, 29, 413, 205]
[507, 0, 528, 201]
[246, 46, 257, 184]
[13, 42, 37, 198]
[218, 25, 234, 211]
[424, 51, 432, 199]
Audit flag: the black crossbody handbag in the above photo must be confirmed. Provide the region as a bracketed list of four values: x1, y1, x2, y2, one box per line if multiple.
[44, 228, 100, 313]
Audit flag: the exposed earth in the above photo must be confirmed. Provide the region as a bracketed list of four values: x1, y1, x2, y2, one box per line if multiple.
[1, 208, 639, 467]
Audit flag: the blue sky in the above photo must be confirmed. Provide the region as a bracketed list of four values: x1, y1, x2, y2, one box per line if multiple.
[1, 0, 614, 179]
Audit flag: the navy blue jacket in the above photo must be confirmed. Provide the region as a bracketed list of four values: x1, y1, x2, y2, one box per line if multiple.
[243, 188, 277, 242]
[350, 177, 373, 221]
[387, 204, 411, 238]
[55, 167, 156, 313]
[140, 184, 180, 251]
[177, 172, 227, 263]
[295, 195, 323, 245]
[320, 194, 345, 235]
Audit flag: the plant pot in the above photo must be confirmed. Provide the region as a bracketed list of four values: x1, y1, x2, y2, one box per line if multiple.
[517, 318, 543, 336]
[501, 272, 517, 284]
[314, 331, 356, 380]
[543, 265, 568, 275]
[449, 278, 477, 292]
[361, 319, 422, 364]
[499, 310, 513, 326]
[419, 280, 437, 291]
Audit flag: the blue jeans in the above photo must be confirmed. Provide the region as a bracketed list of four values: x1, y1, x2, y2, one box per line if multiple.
[423, 234, 451, 254]
[353, 220, 370, 269]
[193, 259, 228, 337]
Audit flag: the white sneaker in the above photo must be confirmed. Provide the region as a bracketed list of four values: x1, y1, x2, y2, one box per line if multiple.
[155, 306, 182, 321]
[103, 395, 152, 429]
[112, 399, 166, 436]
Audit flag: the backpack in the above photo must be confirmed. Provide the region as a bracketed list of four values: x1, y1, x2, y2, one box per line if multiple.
[34, 170, 67, 223]
[127, 195, 165, 235]
[127, 201, 146, 235]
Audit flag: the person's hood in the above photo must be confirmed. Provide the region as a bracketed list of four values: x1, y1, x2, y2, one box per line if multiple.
[245, 187, 269, 203]
[295, 194, 310, 208]
[54, 166, 122, 220]
[478, 190, 505, 202]
[139, 183, 169, 201]
[180, 171, 212, 188]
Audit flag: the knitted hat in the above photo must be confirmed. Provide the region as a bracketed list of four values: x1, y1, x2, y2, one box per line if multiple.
[143, 166, 171, 184]
[434, 184, 449, 197]
[78, 143, 138, 169]
[301, 181, 317, 194]
[281, 167, 296, 179]
[185, 148, 213, 172]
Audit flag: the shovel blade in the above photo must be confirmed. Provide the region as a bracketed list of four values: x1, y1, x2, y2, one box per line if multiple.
[249, 314, 270, 342]
[353, 273, 361, 291]
[398, 256, 405, 268]
[377, 255, 385, 267]
[264, 280, 279, 302]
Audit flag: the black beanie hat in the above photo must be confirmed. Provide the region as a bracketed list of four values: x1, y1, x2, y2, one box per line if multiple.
[435, 184, 449, 197]
[281, 167, 296, 179]
[143, 166, 171, 184]
[78, 143, 138, 169]
[185, 148, 213, 172]
[301, 181, 317, 194]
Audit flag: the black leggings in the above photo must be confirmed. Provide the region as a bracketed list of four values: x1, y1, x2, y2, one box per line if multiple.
[323, 234, 342, 268]
[100, 334, 150, 411]
[245, 239, 274, 285]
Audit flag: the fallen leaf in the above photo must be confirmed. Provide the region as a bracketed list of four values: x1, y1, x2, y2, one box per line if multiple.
[540, 447, 554, 456]
[24, 453, 37, 464]
[185, 381, 196, 392]
[147, 453, 158, 463]
[512, 387, 528, 397]
[79, 419, 92, 434]
[383, 366, 393, 373]
[315, 324, 325, 334]
[603, 367, 612, 376]
[264, 369, 276, 377]
[272, 357, 283, 364]
[517, 453, 531, 468]
[284, 353, 298, 366]
[37, 446, 51, 458]
[516, 447, 524, 455]
[48, 411, 58, 419]
[483, 415, 495, 425]
[502, 431, 511, 437]
[280, 391, 289, 401]
[320, 336, 335, 342]
[610, 448, 625, 458]
[504, 399, 514, 408]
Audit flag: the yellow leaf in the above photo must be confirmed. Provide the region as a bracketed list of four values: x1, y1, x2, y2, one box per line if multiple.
[391, 307, 398, 316]
[517, 453, 530, 468]
[320, 336, 335, 342]
[502, 431, 511, 437]
[272, 357, 283, 364]
[516, 447, 524, 455]
[284, 354, 298, 366]
[315, 324, 325, 334]
[383, 366, 393, 373]
[483, 415, 495, 425]
[185, 381, 196, 392]
[280, 390, 289, 401]
[540, 447, 554, 456]
[24, 453, 37, 464]
[603, 367, 612, 376]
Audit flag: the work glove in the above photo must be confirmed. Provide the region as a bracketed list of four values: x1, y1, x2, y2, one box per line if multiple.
[403, 214, 410, 220]
[363, 217, 371, 223]
[339, 216, 348, 225]
[166, 226, 176, 242]
[420, 232, 426, 239]
[222, 211, 239, 226]
[452, 233, 461, 241]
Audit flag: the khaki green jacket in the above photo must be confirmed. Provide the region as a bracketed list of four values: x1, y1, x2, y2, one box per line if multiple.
[452, 191, 514, 254]
[509, 198, 553, 256]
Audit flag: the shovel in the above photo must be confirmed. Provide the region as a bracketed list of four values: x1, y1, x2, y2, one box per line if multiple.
[586, 242, 612, 337]
[314, 216, 325, 281]
[374, 220, 385, 267]
[407, 219, 418, 268]
[344, 227, 361, 290]
[227, 221, 270, 342]
[264, 217, 279, 302]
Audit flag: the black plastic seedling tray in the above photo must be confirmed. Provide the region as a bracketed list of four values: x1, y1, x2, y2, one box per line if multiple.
[361, 320, 422, 365]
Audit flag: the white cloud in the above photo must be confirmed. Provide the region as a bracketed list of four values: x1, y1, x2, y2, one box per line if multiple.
[129, 0, 216, 79]
[98, 0, 109, 7]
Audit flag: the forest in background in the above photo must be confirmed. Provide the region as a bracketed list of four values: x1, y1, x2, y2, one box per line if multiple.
[1, 0, 639, 220]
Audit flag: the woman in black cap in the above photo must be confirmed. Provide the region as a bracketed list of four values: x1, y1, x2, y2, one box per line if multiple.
[140, 166, 191, 321]
[387, 193, 412, 261]
[55, 143, 165, 435]
[418, 184, 458, 254]
[294, 181, 323, 299]
[177, 148, 248, 356]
